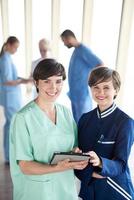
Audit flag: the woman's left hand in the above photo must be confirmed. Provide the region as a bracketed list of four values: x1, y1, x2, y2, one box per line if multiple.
[87, 151, 102, 168]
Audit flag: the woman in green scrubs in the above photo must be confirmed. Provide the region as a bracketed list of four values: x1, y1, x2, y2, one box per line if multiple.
[10, 58, 88, 200]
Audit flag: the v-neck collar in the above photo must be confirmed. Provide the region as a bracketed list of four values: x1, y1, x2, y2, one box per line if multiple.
[97, 102, 117, 119]
[33, 101, 58, 126]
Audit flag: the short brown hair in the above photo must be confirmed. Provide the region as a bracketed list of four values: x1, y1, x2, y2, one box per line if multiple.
[33, 59, 66, 81]
[88, 67, 121, 98]
[33, 59, 66, 92]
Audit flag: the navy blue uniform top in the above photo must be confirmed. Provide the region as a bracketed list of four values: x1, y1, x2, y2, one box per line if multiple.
[75, 103, 134, 200]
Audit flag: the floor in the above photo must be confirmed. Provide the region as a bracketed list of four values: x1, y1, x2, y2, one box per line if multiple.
[0, 106, 12, 200]
[0, 163, 12, 200]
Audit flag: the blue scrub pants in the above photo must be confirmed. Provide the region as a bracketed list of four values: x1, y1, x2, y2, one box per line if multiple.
[71, 98, 92, 123]
[3, 91, 21, 162]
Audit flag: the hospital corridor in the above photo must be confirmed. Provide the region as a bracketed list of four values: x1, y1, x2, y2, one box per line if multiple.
[0, 0, 134, 200]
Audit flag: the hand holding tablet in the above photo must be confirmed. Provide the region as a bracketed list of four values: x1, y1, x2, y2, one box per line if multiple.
[50, 151, 89, 165]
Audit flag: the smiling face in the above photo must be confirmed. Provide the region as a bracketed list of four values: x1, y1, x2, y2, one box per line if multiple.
[36, 75, 63, 103]
[91, 80, 117, 112]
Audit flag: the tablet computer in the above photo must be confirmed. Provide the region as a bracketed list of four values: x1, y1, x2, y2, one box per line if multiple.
[50, 152, 89, 165]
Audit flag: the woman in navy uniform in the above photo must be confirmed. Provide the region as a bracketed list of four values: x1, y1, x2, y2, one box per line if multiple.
[75, 67, 134, 200]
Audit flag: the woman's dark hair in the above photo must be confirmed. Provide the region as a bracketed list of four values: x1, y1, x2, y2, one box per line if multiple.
[88, 67, 121, 99]
[33, 59, 66, 92]
[0, 36, 19, 57]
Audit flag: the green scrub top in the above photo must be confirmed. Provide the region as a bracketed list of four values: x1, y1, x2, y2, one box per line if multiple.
[10, 101, 78, 200]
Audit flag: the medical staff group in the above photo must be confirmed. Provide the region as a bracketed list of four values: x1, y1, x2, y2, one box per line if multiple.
[0, 33, 133, 200]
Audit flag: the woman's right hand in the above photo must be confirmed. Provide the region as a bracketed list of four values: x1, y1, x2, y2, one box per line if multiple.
[56, 159, 89, 171]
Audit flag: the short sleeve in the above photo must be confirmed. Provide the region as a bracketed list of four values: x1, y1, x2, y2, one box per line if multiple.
[73, 118, 78, 147]
[63, 106, 78, 147]
[68, 108, 78, 147]
[10, 113, 34, 162]
[81, 46, 103, 69]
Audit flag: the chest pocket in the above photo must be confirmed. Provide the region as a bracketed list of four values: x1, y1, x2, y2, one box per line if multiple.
[98, 140, 115, 144]
[95, 135, 116, 158]
[97, 134, 115, 144]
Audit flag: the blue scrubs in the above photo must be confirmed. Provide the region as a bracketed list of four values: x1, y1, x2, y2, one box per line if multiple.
[75, 103, 134, 200]
[0, 52, 22, 162]
[68, 44, 102, 123]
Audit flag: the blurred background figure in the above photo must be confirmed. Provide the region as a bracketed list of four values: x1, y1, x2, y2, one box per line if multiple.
[0, 36, 30, 164]
[61, 30, 103, 123]
[30, 38, 52, 98]
[31, 38, 52, 75]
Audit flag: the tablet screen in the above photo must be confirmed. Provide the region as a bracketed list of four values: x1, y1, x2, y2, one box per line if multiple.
[50, 152, 89, 165]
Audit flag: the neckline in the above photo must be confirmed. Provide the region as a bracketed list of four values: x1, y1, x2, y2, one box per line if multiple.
[33, 101, 58, 126]
[4, 51, 10, 56]
[97, 102, 117, 119]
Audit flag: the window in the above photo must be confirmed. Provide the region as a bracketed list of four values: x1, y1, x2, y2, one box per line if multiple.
[32, 0, 51, 60]
[0, 3, 3, 48]
[8, 0, 25, 77]
[91, 0, 123, 68]
[123, 17, 134, 118]
[58, 0, 84, 107]
[59, 0, 83, 66]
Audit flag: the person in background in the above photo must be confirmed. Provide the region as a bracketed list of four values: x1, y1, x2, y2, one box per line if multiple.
[0, 36, 30, 164]
[10, 58, 88, 200]
[60, 29, 103, 123]
[30, 38, 52, 98]
[31, 38, 51, 75]
[75, 67, 134, 200]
